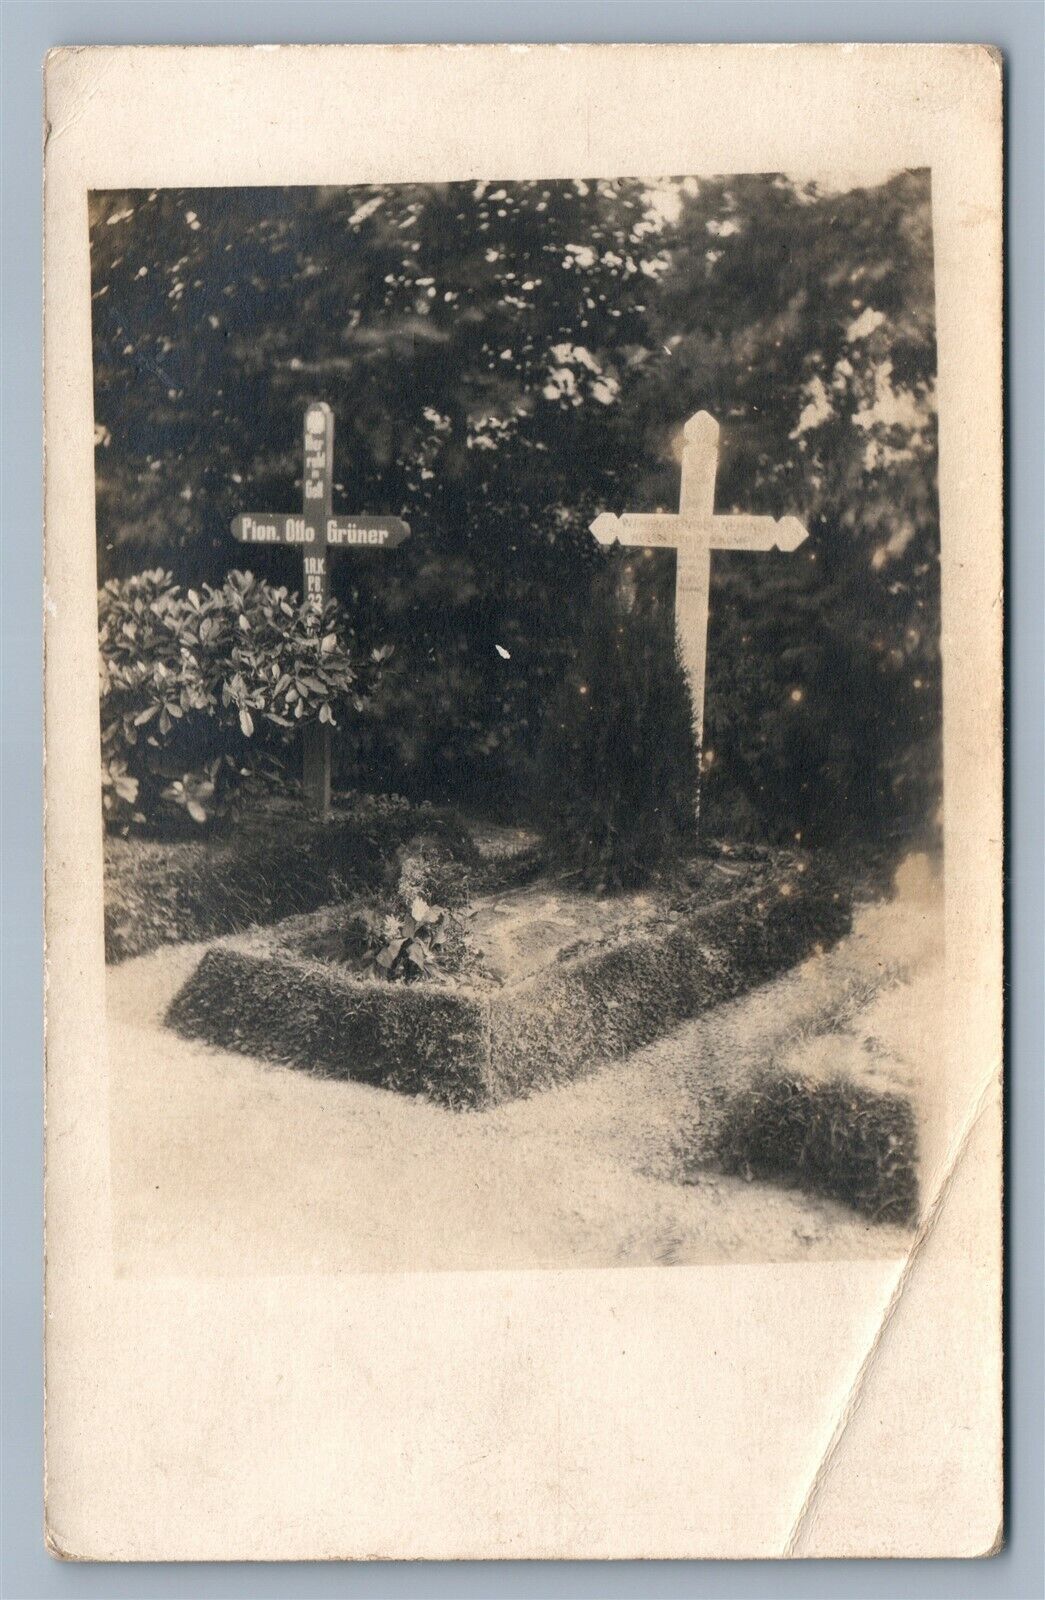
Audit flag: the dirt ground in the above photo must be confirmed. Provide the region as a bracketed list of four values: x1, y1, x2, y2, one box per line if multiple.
[108, 855, 942, 1276]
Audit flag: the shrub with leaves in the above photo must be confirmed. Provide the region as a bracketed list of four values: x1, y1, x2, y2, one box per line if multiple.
[99, 568, 386, 832]
[368, 895, 450, 982]
[538, 571, 700, 889]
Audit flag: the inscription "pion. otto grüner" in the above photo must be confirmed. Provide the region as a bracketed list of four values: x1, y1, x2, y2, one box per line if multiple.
[229, 403, 410, 610]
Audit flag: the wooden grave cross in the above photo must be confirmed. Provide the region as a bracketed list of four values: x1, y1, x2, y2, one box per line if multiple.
[591, 410, 808, 811]
[230, 402, 410, 818]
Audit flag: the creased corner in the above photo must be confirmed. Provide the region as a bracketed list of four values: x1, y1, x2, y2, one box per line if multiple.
[44, 55, 114, 154]
[782, 1064, 1000, 1556]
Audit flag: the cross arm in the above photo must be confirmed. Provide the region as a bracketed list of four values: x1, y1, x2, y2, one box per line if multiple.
[708, 514, 808, 553]
[325, 516, 411, 549]
[590, 512, 682, 550]
[590, 510, 808, 553]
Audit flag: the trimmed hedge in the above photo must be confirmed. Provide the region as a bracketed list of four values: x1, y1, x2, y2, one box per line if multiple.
[713, 1073, 919, 1224]
[165, 870, 853, 1109]
[104, 801, 480, 963]
[166, 945, 489, 1104]
[484, 875, 851, 1103]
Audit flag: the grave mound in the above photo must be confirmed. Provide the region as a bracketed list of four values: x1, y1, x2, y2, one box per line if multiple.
[165, 857, 852, 1109]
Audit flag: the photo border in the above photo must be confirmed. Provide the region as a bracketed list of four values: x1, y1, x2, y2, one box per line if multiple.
[5, 2, 1041, 1594]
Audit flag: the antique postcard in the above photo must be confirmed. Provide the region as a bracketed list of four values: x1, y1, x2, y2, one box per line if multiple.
[44, 44, 1003, 1558]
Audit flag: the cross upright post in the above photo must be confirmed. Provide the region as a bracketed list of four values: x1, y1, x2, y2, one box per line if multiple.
[301, 400, 334, 611]
[590, 410, 808, 814]
[230, 402, 410, 819]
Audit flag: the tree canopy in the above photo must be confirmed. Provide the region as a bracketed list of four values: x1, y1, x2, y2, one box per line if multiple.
[90, 172, 940, 842]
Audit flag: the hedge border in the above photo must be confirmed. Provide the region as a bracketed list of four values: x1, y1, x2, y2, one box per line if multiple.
[713, 1072, 919, 1224]
[166, 872, 853, 1110]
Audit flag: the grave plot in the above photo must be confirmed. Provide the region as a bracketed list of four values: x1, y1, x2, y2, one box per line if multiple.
[165, 854, 852, 1110]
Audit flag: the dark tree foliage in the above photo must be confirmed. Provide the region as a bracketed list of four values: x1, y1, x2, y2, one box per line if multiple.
[540, 568, 698, 888]
[90, 172, 940, 842]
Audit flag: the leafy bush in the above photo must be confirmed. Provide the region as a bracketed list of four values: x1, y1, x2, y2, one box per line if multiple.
[366, 896, 451, 981]
[283, 837, 474, 984]
[361, 834, 476, 982]
[538, 574, 699, 889]
[282, 895, 455, 982]
[99, 569, 387, 832]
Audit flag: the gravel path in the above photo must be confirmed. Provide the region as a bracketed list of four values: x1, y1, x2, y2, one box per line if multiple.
[108, 861, 940, 1275]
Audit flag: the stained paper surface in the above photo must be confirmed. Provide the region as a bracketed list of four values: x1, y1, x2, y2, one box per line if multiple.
[44, 44, 1002, 1559]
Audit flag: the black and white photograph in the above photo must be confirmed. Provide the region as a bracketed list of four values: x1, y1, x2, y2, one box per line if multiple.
[42, 43, 1005, 1562]
[92, 169, 945, 1273]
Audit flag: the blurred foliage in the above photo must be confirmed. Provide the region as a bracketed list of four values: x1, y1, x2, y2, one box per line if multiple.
[540, 570, 699, 888]
[99, 569, 377, 831]
[91, 172, 940, 842]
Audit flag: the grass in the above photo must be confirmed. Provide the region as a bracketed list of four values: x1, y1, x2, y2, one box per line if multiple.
[159, 838, 924, 1221]
[165, 944, 490, 1106]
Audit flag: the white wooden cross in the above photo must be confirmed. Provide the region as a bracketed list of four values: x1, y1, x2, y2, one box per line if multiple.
[591, 410, 807, 767]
